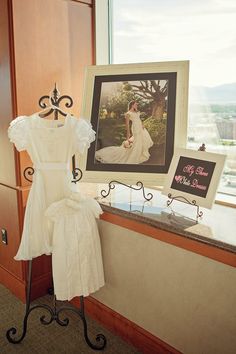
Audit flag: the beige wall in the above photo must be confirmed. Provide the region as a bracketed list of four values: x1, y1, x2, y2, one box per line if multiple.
[93, 220, 236, 354]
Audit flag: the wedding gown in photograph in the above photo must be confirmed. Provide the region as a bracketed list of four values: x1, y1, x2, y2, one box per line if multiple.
[8, 113, 105, 300]
[95, 111, 153, 164]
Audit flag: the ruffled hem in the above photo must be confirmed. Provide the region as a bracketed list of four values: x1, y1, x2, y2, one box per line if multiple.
[55, 282, 105, 301]
[14, 251, 52, 261]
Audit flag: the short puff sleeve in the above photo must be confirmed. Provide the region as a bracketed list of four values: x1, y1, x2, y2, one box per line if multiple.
[74, 118, 95, 155]
[8, 116, 28, 152]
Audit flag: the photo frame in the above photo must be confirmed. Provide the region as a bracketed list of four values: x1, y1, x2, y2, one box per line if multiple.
[80, 61, 189, 185]
[162, 148, 226, 209]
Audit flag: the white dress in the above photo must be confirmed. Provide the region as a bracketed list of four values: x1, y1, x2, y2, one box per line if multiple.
[8, 113, 105, 300]
[45, 194, 104, 300]
[95, 111, 153, 164]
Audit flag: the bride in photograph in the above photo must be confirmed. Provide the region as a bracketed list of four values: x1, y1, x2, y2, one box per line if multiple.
[95, 100, 153, 164]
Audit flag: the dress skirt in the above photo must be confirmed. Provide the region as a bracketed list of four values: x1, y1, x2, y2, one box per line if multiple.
[45, 193, 105, 301]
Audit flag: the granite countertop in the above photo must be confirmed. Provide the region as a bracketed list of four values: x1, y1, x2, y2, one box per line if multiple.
[93, 185, 236, 255]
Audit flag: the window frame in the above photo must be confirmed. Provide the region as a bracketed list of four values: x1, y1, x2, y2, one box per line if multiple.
[94, 0, 111, 64]
[94, 0, 236, 207]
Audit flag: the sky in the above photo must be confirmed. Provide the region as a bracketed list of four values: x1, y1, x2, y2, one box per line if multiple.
[111, 0, 236, 87]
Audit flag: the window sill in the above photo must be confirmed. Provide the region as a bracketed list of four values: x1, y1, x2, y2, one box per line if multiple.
[215, 192, 236, 208]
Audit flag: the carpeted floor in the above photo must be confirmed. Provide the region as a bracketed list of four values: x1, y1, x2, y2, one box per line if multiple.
[0, 284, 140, 354]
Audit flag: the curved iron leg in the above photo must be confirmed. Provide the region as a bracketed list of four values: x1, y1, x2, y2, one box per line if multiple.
[6, 264, 107, 350]
[80, 296, 107, 350]
[6, 260, 33, 343]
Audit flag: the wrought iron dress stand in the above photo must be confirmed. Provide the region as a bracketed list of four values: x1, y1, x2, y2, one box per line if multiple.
[6, 86, 107, 351]
[100, 180, 153, 201]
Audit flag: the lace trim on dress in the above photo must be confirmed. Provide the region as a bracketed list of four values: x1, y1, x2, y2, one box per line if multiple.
[8, 116, 28, 152]
[74, 118, 96, 155]
[45, 192, 103, 221]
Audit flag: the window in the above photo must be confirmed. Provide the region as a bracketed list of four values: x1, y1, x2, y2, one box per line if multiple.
[97, 0, 236, 199]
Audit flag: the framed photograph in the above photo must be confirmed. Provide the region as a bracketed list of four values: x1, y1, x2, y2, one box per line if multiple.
[162, 148, 226, 209]
[80, 61, 189, 185]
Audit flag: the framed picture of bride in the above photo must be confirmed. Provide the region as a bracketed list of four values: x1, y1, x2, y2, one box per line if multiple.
[80, 61, 189, 186]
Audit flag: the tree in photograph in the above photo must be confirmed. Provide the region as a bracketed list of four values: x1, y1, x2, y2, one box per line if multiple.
[123, 80, 168, 119]
[106, 88, 134, 119]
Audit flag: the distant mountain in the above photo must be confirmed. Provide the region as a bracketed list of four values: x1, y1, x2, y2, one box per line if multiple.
[190, 82, 236, 103]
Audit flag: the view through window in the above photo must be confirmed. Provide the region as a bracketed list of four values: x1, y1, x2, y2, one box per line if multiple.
[109, 0, 236, 197]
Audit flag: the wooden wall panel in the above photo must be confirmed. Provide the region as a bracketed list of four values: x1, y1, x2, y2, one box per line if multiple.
[12, 0, 93, 116]
[12, 0, 72, 117]
[0, 0, 17, 186]
[71, 0, 93, 5]
[68, 0, 94, 115]
[0, 185, 23, 279]
[0, 185, 52, 300]
[12, 0, 94, 186]
[0, 0, 94, 300]
[12, 0, 72, 187]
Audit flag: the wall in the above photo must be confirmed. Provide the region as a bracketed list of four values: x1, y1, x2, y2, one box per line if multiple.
[11, 0, 94, 188]
[93, 219, 236, 354]
[0, 0, 17, 186]
[0, 0, 94, 301]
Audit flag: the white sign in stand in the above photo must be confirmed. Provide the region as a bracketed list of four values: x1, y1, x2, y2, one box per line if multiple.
[162, 148, 226, 217]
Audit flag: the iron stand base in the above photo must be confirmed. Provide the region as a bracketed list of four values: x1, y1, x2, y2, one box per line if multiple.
[6, 260, 106, 351]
